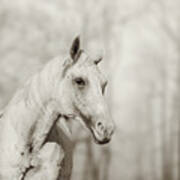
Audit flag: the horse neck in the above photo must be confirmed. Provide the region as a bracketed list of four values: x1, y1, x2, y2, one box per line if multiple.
[16, 57, 65, 110]
[2, 58, 65, 151]
[4, 57, 66, 129]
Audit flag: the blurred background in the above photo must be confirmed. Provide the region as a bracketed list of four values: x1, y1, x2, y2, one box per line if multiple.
[0, 0, 179, 180]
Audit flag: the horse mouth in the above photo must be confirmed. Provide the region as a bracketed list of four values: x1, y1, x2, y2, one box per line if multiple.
[89, 127, 111, 145]
[79, 117, 111, 145]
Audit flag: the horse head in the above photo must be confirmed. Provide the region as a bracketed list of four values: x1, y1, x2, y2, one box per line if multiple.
[56, 37, 115, 145]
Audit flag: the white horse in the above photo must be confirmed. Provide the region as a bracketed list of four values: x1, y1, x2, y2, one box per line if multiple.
[0, 37, 115, 180]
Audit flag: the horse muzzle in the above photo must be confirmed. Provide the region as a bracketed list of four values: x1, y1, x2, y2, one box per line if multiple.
[91, 121, 115, 145]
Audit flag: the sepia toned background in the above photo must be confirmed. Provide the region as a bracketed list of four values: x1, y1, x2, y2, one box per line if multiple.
[0, 0, 179, 180]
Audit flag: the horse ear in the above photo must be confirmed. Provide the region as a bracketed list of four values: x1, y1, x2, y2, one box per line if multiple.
[70, 36, 80, 61]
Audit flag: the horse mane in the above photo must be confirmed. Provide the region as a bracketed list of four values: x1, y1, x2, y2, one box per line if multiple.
[6, 56, 70, 109]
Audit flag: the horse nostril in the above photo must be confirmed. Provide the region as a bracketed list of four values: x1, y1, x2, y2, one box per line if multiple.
[96, 121, 105, 132]
[97, 122, 102, 127]
[96, 122, 114, 137]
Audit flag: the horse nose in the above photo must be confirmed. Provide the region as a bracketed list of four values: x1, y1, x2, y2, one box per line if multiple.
[96, 121, 115, 138]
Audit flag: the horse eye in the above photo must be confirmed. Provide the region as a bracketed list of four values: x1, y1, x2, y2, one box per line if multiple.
[74, 77, 86, 86]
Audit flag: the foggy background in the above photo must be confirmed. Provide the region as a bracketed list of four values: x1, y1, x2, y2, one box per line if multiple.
[0, 0, 179, 180]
